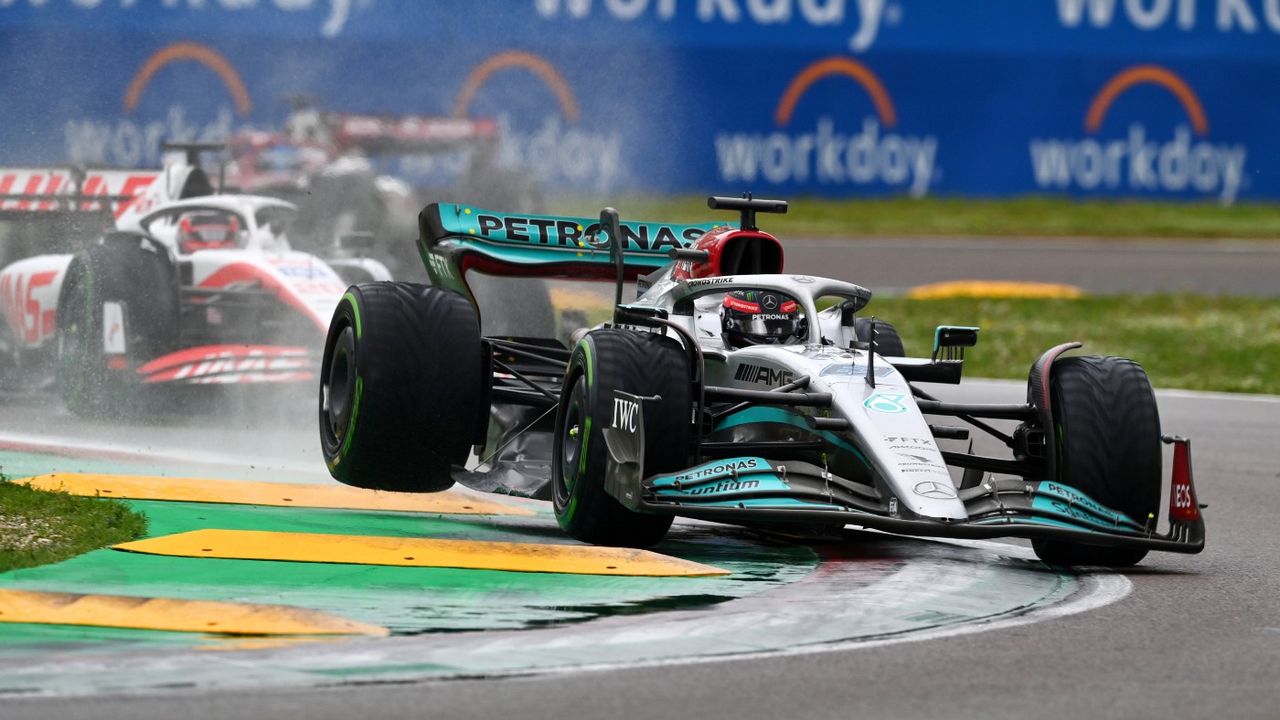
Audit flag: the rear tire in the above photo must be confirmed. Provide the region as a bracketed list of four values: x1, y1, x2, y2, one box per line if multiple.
[855, 317, 905, 357]
[57, 233, 178, 417]
[1032, 355, 1162, 567]
[551, 329, 691, 547]
[319, 282, 484, 492]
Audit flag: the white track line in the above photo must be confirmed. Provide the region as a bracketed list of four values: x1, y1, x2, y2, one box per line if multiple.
[1154, 388, 1280, 403]
[498, 572, 1132, 680]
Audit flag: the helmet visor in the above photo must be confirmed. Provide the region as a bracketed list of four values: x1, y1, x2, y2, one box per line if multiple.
[738, 314, 799, 339]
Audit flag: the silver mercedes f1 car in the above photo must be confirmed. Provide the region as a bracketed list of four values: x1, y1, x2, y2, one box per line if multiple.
[318, 195, 1205, 567]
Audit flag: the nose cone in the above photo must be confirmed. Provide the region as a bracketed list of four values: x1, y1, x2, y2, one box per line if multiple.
[823, 361, 967, 521]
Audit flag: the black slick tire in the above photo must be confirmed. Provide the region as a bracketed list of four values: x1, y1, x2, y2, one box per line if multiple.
[1033, 355, 1162, 567]
[319, 282, 484, 492]
[551, 329, 690, 548]
[855, 317, 905, 357]
[56, 233, 178, 417]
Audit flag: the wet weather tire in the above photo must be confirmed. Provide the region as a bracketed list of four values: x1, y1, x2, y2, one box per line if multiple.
[855, 318, 905, 357]
[57, 233, 178, 417]
[552, 329, 691, 547]
[1032, 355, 1162, 567]
[319, 282, 484, 492]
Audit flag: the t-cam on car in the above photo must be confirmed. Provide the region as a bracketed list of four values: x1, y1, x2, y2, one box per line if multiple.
[318, 195, 1205, 567]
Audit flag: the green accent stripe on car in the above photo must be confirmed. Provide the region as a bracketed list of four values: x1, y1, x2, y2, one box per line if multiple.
[343, 292, 362, 339]
[1031, 481, 1146, 532]
[971, 516, 1091, 532]
[714, 407, 870, 467]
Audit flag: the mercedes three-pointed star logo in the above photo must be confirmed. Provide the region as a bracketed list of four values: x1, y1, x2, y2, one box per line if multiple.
[912, 480, 957, 500]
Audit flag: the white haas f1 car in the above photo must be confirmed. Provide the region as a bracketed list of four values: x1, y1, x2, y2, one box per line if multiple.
[318, 195, 1205, 567]
[0, 143, 390, 414]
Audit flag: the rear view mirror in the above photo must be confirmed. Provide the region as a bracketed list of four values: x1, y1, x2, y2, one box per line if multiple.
[932, 325, 980, 361]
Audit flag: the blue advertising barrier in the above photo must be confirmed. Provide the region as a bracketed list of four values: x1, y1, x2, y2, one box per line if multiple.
[1, 0, 1277, 203]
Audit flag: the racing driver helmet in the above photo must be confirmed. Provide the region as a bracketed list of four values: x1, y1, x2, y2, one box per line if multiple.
[720, 289, 806, 348]
[179, 211, 241, 253]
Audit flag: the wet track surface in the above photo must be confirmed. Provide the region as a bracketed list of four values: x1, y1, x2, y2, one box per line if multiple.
[0, 235, 1277, 718]
[0, 382, 1091, 694]
[1, 380, 1276, 719]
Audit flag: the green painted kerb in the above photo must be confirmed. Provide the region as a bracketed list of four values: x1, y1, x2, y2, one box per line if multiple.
[0, 497, 816, 647]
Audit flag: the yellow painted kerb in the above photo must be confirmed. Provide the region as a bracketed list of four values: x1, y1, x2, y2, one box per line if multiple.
[549, 287, 611, 312]
[0, 588, 388, 636]
[116, 529, 731, 577]
[18, 473, 533, 516]
[907, 280, 1085, 300]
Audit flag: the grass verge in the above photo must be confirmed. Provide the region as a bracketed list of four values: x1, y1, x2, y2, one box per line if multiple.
[0, 475, 148, 573]
[557, 195, 1280, 239]
[866, 294, 1280, 395]
[560, 292, 1279, 394]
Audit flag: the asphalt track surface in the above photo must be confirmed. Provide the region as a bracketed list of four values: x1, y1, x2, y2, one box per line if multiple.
[2, 380, 1277, 720]
[782, 236, 1280, 296]
[1, 236, 1276, 717]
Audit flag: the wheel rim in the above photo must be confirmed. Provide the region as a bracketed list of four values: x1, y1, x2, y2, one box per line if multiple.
[558, 375, 587, 498]
[324, 324, 357, 447]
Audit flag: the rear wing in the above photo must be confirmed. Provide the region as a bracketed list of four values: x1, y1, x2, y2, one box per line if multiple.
[332, 115, 499, 155]
[418, 202, 721, 287]
[0, 168, 158, 219]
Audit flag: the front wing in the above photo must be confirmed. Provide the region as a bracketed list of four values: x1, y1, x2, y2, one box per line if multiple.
[602, 412, 1205, 554]
[135, 344, 316, 385]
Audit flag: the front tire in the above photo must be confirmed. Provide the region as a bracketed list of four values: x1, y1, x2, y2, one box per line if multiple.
[552, 329, 691, 547]
[855, 317, 906, 357]
[319, 282, 484, 492]
[57, 233, 178, 417]
[1032, 355, 1162, 567]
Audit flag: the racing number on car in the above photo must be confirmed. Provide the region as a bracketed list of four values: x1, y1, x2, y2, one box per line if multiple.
[612, 396, 639, 432]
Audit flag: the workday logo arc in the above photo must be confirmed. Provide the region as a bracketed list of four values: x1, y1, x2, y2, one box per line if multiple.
[452, 49, 619, 191]
[453, 50, 579, 122]
[125, 42, 252, 117]
[1029, 64, 1247, 203]
[66, 41, 251, 168]
[715, 56, 938, 197]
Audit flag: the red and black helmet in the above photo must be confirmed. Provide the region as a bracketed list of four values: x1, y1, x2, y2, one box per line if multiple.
[719, 289, 806, 348]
